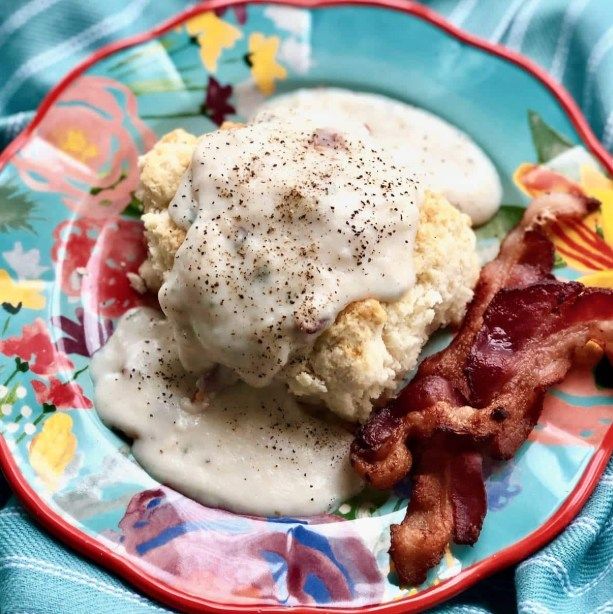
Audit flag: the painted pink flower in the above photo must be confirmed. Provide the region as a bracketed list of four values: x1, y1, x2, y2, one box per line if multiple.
[0, 318, 73, 376]
[31, 377, 92, 410]
[117, 488, 383, 606]
[52, 217, 147, 318]
[13, 75, 156, 219]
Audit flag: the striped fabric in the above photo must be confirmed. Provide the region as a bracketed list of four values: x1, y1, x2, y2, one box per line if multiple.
[0, 0, 612, 151]
[428, 0, 613, 150]
[0, 1, 611, 613]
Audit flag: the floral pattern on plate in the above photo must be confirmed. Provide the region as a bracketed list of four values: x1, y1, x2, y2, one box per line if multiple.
[0, 3, 611, 611]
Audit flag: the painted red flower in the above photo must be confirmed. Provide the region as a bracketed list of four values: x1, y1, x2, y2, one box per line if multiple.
[52, 217, 147, 318]
[52, 218, 98, 297]
[51, 307, 114, 357]
[31, 377, 92, 410]
[214, 5, 247, 24]
[13, 76, 156, 219]
[201, 77, 235, 126]
[0, 319, 73, 376]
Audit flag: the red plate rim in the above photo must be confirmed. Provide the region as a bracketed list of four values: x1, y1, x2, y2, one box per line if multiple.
[1, 0, 612, 174]
[0, 1, 611, 613]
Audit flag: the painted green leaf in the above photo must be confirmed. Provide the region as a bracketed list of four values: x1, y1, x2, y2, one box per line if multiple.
[553, 252, 567, 269]
[122, 193, 144, 219]
[0, 179, 38, 234]
[528, 110, 574, 163]
[16, 357, 29, 373]
[474, 205, 524, 241]
[0, 383, 21, 405]
[2, 301, 22, 315]
[333, 485, 392, 520]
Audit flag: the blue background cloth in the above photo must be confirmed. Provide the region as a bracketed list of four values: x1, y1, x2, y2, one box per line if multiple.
[0, 1, 611, 612]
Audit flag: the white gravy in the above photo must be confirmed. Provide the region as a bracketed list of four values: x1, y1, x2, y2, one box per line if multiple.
[91, 308, 362, 516]
[92, 89, 498, 516]
[160, 118, 420, 385]
[254, 88, 502, 226]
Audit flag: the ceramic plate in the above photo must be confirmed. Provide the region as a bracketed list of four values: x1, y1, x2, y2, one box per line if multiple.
[0, 1, 611, 612]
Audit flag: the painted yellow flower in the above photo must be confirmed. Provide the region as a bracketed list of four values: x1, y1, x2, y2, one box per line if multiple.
[186, 11, 242, 72]
[29, 413, 77, 491]
[51, 128, 99, 163]
[0, 269, 45, 309]
[514, 163, 613, 288]
[247, 33, 287, 95]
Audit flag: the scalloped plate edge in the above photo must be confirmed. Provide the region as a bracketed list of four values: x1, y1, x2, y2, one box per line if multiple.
[0, 1, 611, 613]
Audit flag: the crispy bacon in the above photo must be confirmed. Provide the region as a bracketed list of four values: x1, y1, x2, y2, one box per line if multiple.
[390, 438, 486, 584]
[352, 192, 599, 484]
[350, 190, 613, 586]
[389, 438, 455, 585]
[449, 449, 486, 544]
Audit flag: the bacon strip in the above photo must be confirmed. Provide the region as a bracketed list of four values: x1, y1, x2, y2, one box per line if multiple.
[450, 450, 486, 544]
[350, 190, 613, 586]
[352, 192, 599, 485]
[390, 438, 486, 585]
[389, 438, 454, 585]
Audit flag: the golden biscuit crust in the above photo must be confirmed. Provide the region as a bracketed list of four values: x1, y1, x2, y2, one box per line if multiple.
[136, 129, 198, 213]
[136, 130, 479, 422]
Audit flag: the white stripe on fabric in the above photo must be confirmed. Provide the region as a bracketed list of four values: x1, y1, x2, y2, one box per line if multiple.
[517, 554, 613, 597]
[601, 513, 613, 535]
[0, 511, 28, 519]
[0, 557, 168, 611]
[489, 0, 526, 44]
[518, 600, 554, 614]
[565, 516, 601, 535]
[0, 556, 156, 605]
[448, 0, 479, 27]
[506, 0, 542, 50]
[592, 598, 613, 614]
[549, 0, 592, 81]
[0, 0, 64, 45]
[602, 473, 613, 483]
[582, 28, 613, 116]
[0, 0, 149, 111]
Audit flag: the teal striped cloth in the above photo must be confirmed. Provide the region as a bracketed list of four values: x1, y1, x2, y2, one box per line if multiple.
[0, 1, 611, 613]
[0, 0, 612, 153]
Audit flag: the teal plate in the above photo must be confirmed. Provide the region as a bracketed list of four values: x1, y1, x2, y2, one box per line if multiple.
[0, 2, 611, 612]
